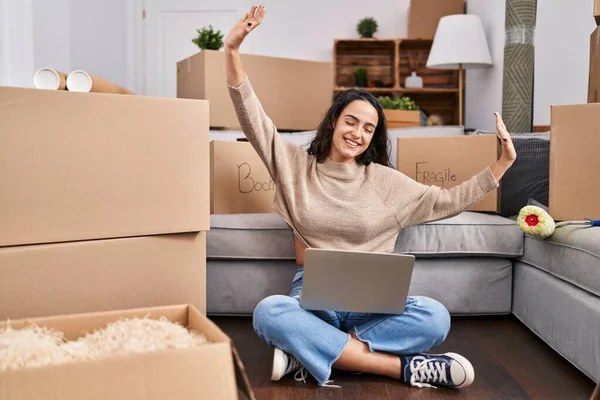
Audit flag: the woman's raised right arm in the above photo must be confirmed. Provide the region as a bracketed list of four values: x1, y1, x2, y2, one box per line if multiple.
[223, 5, 304, 183]
[223, 5, 260, 87]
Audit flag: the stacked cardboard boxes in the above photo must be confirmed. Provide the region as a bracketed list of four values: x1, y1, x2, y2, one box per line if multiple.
[177, 49, 331, 214]
[0, 87, 254, 398]
[0, 86, 210, 318]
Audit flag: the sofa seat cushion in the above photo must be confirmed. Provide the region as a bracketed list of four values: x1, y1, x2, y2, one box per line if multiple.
[519, 225, 600, 297]
[209, 212, 523, 260]
[208, 213, 295, 260]
[394, 212, 524, 258]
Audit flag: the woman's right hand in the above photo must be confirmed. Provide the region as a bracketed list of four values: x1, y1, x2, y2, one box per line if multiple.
[224, 4, 266, 52]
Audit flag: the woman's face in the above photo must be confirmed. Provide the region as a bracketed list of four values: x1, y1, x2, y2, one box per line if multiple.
[328, 100, 379, 164]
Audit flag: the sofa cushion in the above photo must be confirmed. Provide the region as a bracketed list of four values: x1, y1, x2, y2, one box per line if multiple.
[208, 213, 295, 260]
[519, 225, 600, 297]
[208, 212, 523, 260]
[394, 212, 524, 258]
[206, 258, 513, 316]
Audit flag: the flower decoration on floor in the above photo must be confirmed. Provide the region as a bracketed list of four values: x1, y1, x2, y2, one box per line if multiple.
[517, 205, 599, 240]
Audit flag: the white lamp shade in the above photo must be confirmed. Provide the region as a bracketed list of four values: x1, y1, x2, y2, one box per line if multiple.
[426, 14, 493, 69]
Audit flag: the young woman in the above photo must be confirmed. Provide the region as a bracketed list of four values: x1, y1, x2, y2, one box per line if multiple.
[224, 5, 516, 390]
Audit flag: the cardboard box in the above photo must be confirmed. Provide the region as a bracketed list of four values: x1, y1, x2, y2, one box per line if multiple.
[549, 103, 600, 221]
[0, 86, 210, 247]
[384, 109, 422, 128]
[396, 135, 500, 212]
[595, 0, 600, 24]
[588, 26, 600, 103]
[0, 304, 255, 400]
[210, 141, 275, 214]
[177, 50, 332, 131]
[0, 232, 206, 320]
[408, 0, 465, 40]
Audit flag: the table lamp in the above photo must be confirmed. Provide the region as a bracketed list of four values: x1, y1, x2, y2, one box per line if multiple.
[426, 14, 493, 126]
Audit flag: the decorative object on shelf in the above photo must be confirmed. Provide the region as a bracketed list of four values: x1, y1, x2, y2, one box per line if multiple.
[426, 14, 493, 126]
[378, 95, 422, 128]
[427, 114, 444, 125]
[502, 0, 537, 133]
[377, 95, 419, 110]
[516, 201, 599, 240]
[353, 67, 368, 87]
[357, 17, 378, 38]
[405, 71, 423, 88]
[192, 25, 224, 50]
[405, 52, 423, 88]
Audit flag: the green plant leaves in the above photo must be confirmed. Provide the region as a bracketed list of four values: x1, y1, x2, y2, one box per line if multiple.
[357, 17, 378, 38]
[192, 25, 224, 50]
[377, 95, 419, 110]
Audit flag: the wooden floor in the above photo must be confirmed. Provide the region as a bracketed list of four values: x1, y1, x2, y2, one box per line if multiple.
[213, 315, 596, 400]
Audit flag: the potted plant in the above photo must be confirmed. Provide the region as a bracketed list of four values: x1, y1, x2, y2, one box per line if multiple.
[192, 25, 224, 50]
[357, 17, 378, 38]
[353, 67, 368, 87]
[377, 95, 423, 128]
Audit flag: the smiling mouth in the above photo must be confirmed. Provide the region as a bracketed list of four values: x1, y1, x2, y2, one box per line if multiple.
[344, 138, 360, 148]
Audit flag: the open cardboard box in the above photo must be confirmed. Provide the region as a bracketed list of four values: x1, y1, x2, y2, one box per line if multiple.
[0, 305, 254, 400]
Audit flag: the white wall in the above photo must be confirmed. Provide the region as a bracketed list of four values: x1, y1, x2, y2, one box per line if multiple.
[2, 0, 35, 87]
[252, 0, 410, 61]
[0, 0, 6, 85]
[69, 0, 129, 88]
[534, 0, 596, 126]
[2, 0, 597, 130]
[466, 0, 597, 131]
[465, 0, 506, 131]
[32, 0, 70, 73]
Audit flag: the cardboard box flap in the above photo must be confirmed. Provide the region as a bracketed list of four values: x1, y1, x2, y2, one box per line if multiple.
[189, 306, 256, 400]
[0, 335, 238, 400]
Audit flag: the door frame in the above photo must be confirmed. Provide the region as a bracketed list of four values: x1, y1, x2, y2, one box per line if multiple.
[127, 0, 145, 94]
[127, 0, 253, 96]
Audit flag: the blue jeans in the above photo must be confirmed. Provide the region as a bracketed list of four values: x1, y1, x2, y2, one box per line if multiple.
[252, 267, 451, 386]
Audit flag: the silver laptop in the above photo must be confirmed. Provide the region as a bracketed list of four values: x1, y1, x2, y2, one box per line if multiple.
[299, 248, 415, 314]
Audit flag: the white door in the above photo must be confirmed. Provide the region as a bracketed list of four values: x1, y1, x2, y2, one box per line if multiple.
[142, 0, 251, 97]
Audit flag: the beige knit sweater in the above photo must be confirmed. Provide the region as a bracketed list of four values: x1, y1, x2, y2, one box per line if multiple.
[228, 77, 499, 253]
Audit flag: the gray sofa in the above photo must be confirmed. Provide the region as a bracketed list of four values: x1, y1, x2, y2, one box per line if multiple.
[206, 211, 600, 382]
[206, 129, 600, 383]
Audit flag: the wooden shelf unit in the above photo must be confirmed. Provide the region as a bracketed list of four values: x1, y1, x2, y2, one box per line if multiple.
[333, 38, 461, 125]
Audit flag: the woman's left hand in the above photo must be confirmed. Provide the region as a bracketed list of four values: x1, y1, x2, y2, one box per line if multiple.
[495, 112, 516, 165]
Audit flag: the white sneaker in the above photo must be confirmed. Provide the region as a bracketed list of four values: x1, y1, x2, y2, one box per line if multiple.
[271, 348, 307, 382]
